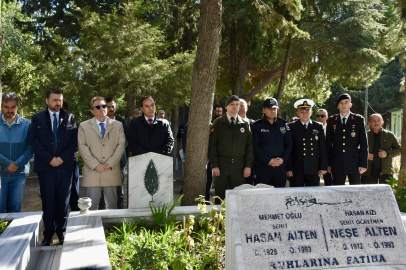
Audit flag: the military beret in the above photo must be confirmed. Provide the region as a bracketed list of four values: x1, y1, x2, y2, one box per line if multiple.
[225, 95, 240, 107]
[336, 93, 351, 107]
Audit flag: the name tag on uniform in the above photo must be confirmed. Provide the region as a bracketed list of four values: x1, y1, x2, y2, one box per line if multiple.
[261, 129, 269, 132]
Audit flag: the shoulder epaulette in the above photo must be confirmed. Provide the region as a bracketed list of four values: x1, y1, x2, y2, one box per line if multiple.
[277, 117, 287, 123]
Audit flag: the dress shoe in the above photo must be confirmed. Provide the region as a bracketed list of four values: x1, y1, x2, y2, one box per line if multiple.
[41, 238, 53, 246]
[58, 237, 65, 245]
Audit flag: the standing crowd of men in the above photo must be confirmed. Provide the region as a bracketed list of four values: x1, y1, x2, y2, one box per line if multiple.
[0, 89, 401, 246]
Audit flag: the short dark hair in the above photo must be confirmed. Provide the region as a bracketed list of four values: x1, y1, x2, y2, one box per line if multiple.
[140, 96, 156, 107]
[105, 97, 115, 104]
[214, 104, 222, 110]
[158, 108, 165, 112]
[46, 87, 63, 99]
[2, 92, 19, 106]
[62, 101, 68, 111]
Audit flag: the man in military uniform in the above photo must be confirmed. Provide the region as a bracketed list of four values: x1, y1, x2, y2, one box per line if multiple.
[252, 98, 292, 187]
[286, 99, 327, 187]
[209, 95, 253, 202]
[326, 93, 368, 185]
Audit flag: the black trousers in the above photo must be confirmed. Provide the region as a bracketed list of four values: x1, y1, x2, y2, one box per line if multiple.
[205, 161, 213, 201]
[290, 173, 320, 187]
[323, 172, 333, 186]
[255, 165, 286, 188]
[69, 161, 80, 211]
[38, 169, 72, 239]
[361, 169, 392, 185]
[214, 162, 245, 204]
[332, 173, 361, 185]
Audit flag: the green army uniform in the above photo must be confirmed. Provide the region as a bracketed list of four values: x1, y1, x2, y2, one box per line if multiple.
[209, 114, 254, 202]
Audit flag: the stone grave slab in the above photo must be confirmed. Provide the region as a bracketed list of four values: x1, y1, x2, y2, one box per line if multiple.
[128, 152, 173, 210]
[226, 185, 406, 270]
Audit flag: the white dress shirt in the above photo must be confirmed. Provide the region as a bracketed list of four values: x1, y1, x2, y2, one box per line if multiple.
[145, 115, 155, 123]
[95, 117, 108, 133]
[49, 109, 60, 131]
[340, 112, 351, 124]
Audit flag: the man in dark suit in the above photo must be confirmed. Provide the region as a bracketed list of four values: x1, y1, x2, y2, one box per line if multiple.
[105, 98, 128, 209]
[287, 99, 328, 187]
[316, 108, 333, 186]
[128, 96, 174, 156]
[31, 88, 78, 246]
[326, 93, 368, 185]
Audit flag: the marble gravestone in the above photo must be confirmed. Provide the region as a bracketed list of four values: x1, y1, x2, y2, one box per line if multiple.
[128, 152, 173, 210]
[226, 185, 406, 270]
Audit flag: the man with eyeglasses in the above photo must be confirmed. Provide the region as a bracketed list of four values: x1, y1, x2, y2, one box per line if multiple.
[78, 97, 125, 210]
[128, 96, 174, 156]
[286, 99, 327, 187]
[362, 114, 400, 184]
[316, 108, 333, 186]
[326, 93, 368, 185]
[31, 88, 78, 246]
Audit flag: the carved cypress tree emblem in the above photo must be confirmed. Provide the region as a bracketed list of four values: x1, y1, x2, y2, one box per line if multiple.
[144, 159, 160, 202]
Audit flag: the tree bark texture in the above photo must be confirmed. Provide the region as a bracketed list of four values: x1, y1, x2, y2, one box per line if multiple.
[0, 0, 3, 105]
[126, 91, 135, 125]
[230, 22, 237, 95]
[276, 37, 293, 104]
[182, 0, 223, 205]
[243, 64, 284, 102]
[399, 71, 406, 188]
[235, 48, 248, 97]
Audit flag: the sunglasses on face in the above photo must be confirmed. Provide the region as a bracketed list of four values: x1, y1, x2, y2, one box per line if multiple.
[316, 115, 326, 118]
[93, 104, 107, 110]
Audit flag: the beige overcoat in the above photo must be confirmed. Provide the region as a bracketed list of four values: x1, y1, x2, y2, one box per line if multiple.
[78, 117, 126, 187]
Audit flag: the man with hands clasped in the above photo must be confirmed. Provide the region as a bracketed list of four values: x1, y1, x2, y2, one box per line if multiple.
[78, 97, 125, 210]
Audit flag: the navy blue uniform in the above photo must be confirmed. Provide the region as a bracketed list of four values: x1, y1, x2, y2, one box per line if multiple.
[252, 117, 292, 187]
[287, 120, 328, 187]
[326, 113, 368, 185]
[31, 109, 78, 240]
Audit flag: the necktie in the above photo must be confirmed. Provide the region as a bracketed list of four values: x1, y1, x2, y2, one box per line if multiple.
[148, 119, 153, 127]
[53, 114, 58, 149]
[342, 118, 346, 125]
[304, 124, 307, 129]
[99, 123, 105, 139]
[231, 117, 235, 127]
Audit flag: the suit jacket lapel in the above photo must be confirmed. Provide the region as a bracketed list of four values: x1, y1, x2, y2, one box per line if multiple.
[304, 120, 312, 137]
[91, 118, 103, 139]
[105, 118, 114, 136]
[45, 109, 53, 132]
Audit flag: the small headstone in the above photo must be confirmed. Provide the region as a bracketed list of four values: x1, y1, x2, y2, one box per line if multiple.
[226, 185, 406, 270]
[128, 152, 173, 210]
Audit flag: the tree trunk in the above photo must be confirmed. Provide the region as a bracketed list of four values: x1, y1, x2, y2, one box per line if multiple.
[243, 64, 284, 102]
[182, 0, 222, 206]
[399, 71, 406, 188]
[126, 91, 135, 124]
[235, 49, 248, 97]
[0, 0, 3, 105]
[172, 105, 179, 170]
[230, 22, 237, 95]
[275, 36, 293, 115]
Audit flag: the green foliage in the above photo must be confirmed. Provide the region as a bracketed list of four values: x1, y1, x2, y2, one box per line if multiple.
[105, 196, 225, 269]
[149, 195, 183, 228]
[0, 218, 9, 235]
[387, 177, 406, 213]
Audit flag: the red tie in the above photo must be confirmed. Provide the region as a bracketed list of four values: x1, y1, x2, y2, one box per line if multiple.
[148, 119, 153, 127]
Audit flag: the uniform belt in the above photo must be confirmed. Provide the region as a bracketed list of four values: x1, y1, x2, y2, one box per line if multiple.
[218, 157, 244, 164]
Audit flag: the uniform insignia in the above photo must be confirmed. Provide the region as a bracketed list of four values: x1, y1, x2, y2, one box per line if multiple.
[351, 116, 354, 120]
[210, 128, 214, 133]
[351, 132, 356, 137]
[335, 116, 338, 121]
[280, 127, 286, 134]
[315, 135, 319, 140]
[240, 127, 245, 133]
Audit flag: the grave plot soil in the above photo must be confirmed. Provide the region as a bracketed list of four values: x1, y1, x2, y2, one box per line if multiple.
[21, 178, 42, 212]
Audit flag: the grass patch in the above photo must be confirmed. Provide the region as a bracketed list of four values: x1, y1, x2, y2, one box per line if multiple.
[105, 196, 226, 269]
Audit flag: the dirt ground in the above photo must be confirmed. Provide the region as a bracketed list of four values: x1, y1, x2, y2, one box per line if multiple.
[21, 178, 42, 212]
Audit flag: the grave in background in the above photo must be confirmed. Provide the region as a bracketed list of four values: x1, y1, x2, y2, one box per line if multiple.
[226, 185, 406, 269]
[128, 152, 173, 210]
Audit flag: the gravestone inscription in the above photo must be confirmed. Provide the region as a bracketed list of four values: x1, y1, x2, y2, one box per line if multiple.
[128, 152, 173, 210]
[226, 185, 406, 270]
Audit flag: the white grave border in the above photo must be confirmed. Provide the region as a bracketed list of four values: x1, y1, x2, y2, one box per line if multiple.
[225, 185, 406, 270]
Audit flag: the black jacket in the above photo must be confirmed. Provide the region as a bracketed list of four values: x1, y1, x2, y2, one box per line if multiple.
[326, 112, 368, 174]
[128, 115, 174, 156]
[287, 120, 328, 174]
[252, 117, 293, 167]
[31, 108, 78, 172]
[114, 115, 128, 140]
[115, 115, 128, 168]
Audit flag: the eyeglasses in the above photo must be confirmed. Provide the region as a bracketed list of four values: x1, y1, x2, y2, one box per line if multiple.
[316, 115, 326, 118]
[93, 104, 107, 110]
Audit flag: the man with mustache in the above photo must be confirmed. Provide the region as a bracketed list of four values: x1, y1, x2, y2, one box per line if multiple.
[31, 88, 78, 246]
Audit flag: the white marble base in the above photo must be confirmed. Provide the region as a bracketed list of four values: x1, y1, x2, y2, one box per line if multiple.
[128, 152, 173, 210]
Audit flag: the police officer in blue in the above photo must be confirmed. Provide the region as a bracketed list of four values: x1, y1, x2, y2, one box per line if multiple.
[286, 99, 328, 187]
[326, 93, 368, 185]
[252, 98, 293, 187]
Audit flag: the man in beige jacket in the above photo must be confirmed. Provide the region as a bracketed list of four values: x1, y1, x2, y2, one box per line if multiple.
[78, 97, 126, 210]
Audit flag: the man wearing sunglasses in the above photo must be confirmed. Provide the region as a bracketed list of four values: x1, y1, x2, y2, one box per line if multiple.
[78, 97, 126, 211]
[316, 108, 332, 186]
[31, 88, 78, 246]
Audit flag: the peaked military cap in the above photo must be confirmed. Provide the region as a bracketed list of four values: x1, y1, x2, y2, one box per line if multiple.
[294, 99, 314, 110]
